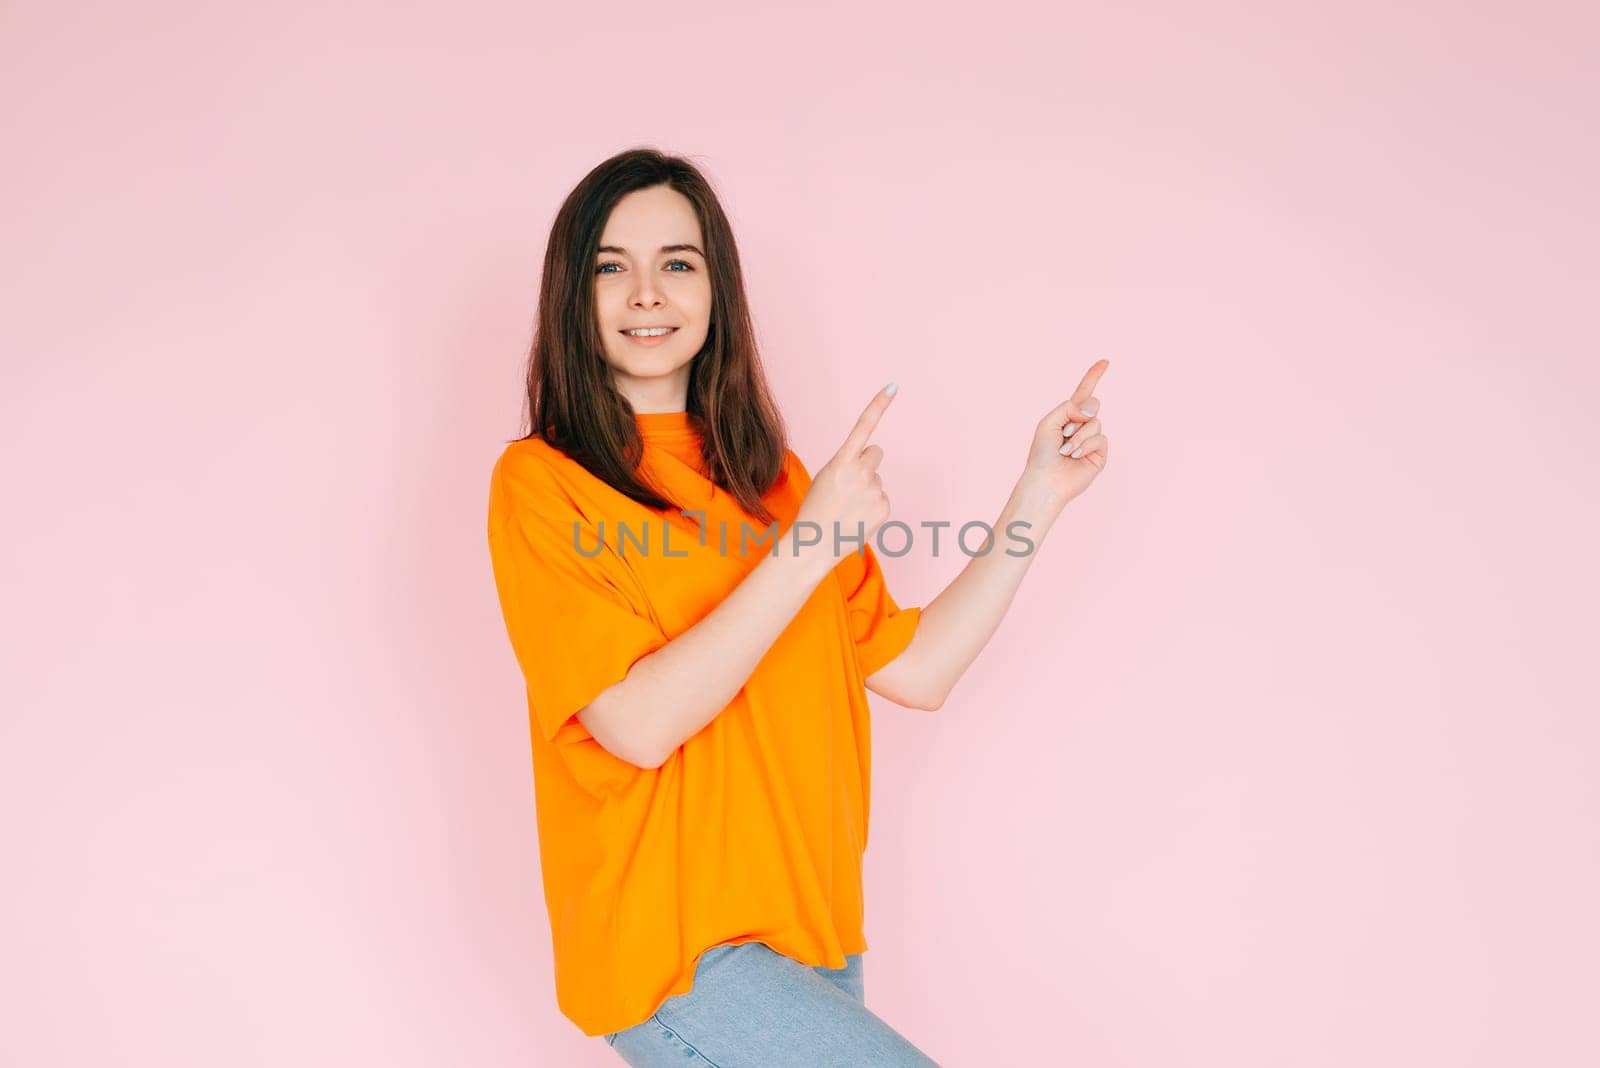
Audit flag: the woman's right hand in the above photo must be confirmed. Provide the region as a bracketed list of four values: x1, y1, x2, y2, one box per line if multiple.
[791, 383, 899, 568]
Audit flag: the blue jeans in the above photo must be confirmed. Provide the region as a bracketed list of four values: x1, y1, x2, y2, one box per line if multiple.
[603, 941, 940, 1066]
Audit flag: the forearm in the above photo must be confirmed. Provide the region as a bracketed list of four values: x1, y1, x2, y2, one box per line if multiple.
[899, 479, 1064, 706]
[595, 543, 834, 767]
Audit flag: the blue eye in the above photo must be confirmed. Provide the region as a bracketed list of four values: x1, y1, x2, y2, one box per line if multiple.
[595, 259, 697, 275]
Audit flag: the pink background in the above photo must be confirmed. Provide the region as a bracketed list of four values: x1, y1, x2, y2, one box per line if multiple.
[4, 2, 1597, 1065]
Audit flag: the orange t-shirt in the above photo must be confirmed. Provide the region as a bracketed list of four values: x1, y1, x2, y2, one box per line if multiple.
[484, 409, 922, 1037]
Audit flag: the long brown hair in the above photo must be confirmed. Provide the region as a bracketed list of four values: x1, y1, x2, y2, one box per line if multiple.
[515, 148, 789, 526]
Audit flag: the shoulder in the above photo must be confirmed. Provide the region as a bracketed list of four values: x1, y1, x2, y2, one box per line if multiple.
[488, 438, 588, 523]
[782, 447, 814, 491]
[493, 433, 603, 488]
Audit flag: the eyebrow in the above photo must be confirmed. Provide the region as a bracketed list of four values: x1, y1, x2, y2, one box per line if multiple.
[596, 243, 706, 257]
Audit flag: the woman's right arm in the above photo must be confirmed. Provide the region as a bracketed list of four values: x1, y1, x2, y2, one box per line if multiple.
[582, 385, 900, 769]
[580, 546, 834, 768]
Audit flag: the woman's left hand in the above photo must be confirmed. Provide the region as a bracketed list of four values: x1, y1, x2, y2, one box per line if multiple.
[1019, 358, 1111, 508]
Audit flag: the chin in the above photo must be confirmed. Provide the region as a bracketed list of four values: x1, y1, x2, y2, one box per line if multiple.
[608, 349, 695, 379]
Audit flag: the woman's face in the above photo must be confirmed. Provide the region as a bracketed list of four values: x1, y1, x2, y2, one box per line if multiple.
[594, 184, 712, 409]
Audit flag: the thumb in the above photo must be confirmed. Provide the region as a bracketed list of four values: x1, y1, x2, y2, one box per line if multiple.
[1042, 394, 1096, 432]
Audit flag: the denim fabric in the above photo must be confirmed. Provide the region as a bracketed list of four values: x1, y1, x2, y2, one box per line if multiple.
[603, 941, 938, 1066]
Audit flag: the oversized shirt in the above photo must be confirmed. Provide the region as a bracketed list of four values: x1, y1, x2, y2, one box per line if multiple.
[484, 408, 922, 1037]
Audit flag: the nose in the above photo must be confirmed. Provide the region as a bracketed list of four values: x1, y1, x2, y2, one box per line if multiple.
[630, 273, 666, 310]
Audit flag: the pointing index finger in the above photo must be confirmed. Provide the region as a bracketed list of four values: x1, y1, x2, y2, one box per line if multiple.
[838, 381, 898, 459]
[1073, 359, 1110, 406]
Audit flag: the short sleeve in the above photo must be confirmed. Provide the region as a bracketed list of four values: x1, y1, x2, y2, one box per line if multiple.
[785, 449, 922, 680]
[486, 445, 670, 746]
[833, 540, 922, 679]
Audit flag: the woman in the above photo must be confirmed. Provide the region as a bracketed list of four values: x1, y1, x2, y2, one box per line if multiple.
[486, 148, 1110, 1065]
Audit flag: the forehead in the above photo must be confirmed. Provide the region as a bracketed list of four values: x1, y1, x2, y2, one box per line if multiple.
[599, 185, 704, 249]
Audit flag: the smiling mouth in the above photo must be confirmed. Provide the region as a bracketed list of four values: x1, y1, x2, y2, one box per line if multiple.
[621, 327, 679, 337]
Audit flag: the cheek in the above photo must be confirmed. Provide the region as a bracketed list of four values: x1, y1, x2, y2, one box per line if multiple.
[687, 283, 714, 322]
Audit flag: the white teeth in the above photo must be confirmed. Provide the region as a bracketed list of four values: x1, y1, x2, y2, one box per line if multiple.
[625, 327, 674, 336]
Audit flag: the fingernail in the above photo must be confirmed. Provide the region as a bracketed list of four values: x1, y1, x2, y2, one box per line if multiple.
[1080, 401, 1097, 417]
[884, 382, 898, 396]
[1063, 423, 1079, 438]
[1071, 446, 1085, 458]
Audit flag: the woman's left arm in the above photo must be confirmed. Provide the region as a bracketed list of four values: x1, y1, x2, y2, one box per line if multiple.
[865, 359, 1112, 710]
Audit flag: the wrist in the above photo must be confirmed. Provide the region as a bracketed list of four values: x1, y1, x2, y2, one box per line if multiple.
[768, 524, 838, 586]
[1004, 477, 1065, 540]
[789, 541, 839, 585]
